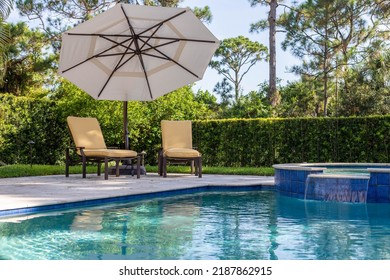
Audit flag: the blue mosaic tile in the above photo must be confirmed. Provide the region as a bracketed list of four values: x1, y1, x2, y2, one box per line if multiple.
[290, 181, 299, 193]
[376, 186, 390, 203]
[291, 171, 299, 181]
[370, 174, 378, 185]
[377, 174, 390, 185]
[297, 182, 306, 194]
[367, 186, 377, 202]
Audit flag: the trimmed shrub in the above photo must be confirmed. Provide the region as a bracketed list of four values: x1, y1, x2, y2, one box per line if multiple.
[193, 116, 390, 167]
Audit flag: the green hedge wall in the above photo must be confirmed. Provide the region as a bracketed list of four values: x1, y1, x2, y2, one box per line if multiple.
[193, 116, 390, 167]
[0, 95, 68, 165]
[0, 94, 389, 167]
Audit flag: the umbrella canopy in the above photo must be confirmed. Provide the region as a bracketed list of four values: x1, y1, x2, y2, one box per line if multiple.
[58, 3, 219, 101]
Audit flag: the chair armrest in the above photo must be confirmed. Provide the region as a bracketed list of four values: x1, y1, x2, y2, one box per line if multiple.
[73, 146, 86, 156]
[67, 145, 85, 152]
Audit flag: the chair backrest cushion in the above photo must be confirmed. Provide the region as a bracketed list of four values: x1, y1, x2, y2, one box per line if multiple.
[67, 116, 107, 149]
[161, 120, 193, 150]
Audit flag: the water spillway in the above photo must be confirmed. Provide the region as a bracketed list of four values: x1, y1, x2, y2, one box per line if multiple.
[273, 163, 390, 203]
[304, 174, 370, 203]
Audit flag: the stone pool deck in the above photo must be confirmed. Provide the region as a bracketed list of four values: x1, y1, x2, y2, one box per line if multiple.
[0, 173, 274, 217]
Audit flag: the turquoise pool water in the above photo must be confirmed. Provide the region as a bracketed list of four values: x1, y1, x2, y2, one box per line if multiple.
[323, 168, 370, 176]
[1, 190, 390, 260]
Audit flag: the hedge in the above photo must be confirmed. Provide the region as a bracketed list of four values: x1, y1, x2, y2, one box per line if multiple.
[0, 95, 67, 165]
[193, 116, 390, 167]
[0, 94, 389, 167]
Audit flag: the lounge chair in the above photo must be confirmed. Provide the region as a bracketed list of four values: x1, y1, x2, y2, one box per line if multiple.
[65, 116, 140, 180]
[158, 120, 202, 178]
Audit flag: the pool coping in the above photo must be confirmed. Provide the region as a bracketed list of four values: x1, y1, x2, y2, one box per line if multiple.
[0, 173, 275, 218]
[273, 162, 390, 171]
[307, 173, 371, 179]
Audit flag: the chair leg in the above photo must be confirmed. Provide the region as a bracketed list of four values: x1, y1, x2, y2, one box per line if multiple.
[136, 155, 141, 179]
[65, 148, 70, 177]
[104, 158, 109, 180]
[163, 156, 167, 178]
[190, 160, 194, 175]
[82, 155, 87, 178]
[115, 160, 120, 177]
[198, 157, 202, 178]
[194, 159, 198, 176]
[158, 150, 163, 176]
[97, 162, 101, 176]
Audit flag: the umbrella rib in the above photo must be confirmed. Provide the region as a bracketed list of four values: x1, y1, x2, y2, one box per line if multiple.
[138, 22, 163, 52]
[142, 52, 170, 61]
[139, 35, 217, 44]
[67, 33, 134, 38]
[98, 51, 135, 58]
[138, 10, 187, 37]
[61, 37, 134, 73]
[97, 40, 136, 98]
[136, 55, 154, 100]
[121, 4, 154, 100]
[142, 39, 179, 53]
[101, 35, 136, 52]
[139, 37, 200, 79]
[116, 52, 137, 70]
[121, 5, 140, 41]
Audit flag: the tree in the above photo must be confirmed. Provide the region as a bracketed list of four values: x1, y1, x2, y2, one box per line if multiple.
[194, 89, 220, 117]
[231, 89, 270, 118]
[336, 44, 390, 116]
[0, 22, 56, 96]
[277, 79, 319, 117]
[249, 0, 284, 107]
[0, 0, 14, 81]
[16, 0, 213, 52]
[279, 0, 386, 116]
[213, 77, 233, 109]
[210, 36, 268, 104]
[279, 0, 336, 116]
[0, 0, 12, 45]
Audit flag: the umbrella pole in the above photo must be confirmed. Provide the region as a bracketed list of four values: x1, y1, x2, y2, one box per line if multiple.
[123, 101, 129, 150]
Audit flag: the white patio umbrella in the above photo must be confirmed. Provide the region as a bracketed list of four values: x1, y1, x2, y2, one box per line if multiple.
[58, 4, 219, 149]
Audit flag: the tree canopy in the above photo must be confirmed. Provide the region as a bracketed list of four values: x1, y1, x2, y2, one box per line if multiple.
[278, 0, 389, 116]
[210, 36, 268, 104]
[1, 0, 388, 120]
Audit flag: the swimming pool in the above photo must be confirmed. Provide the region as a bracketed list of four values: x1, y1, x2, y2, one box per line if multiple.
[1, 190, 390, 260]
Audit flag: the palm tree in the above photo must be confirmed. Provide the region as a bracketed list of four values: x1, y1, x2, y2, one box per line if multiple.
[0, 0, 13, 81]
[0, 0, 12, 44]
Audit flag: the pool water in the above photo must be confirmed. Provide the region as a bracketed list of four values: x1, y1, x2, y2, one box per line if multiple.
[1, 190, 390, 260]
[323, 168, 370, 176]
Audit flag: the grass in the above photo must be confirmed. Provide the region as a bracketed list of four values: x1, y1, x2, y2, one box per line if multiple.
[0, 164, 274, 178]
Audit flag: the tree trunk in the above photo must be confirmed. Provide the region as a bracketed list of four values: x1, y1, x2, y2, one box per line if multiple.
[268, 0, 280, 107]
[323, 3, 330, 117]
[235, 70, 240, 103]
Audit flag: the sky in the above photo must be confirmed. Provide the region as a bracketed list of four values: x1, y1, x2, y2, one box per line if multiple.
[7, 0, 300, 95]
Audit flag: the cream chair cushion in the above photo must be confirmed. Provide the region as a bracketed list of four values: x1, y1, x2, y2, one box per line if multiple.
[164, 148, 200, 158]
[82, 149, 137, 158]
[67, 116, 107, 150]
[161, 120, 193, 150]
[67, 116, 138, 158]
